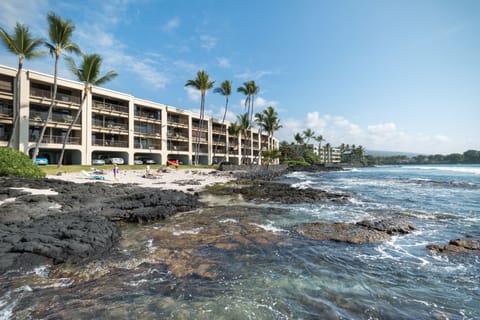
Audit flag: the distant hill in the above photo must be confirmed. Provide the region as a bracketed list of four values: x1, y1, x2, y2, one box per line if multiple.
[365, 150, 420, 157]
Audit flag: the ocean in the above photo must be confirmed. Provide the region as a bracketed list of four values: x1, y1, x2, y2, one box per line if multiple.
[1, 164, 479, 319]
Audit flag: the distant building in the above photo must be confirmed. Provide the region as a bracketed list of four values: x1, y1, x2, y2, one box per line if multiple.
[0, 65, 278, 165]
[318, 146, 341, 164]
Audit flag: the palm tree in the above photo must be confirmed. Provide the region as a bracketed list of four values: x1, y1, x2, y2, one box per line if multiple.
[315, 134, 324, 150]
[324, 142, 331, 164]
[237, 112, 250, 164]
[0, 23, 44, 148]
[303, 128, 315, 145]
[237, 80, 259, 126]
[185, 70, 214, 165]
[258, 106, 281, 151]
[57, 53, 117, 167]
[294, 132, 304, 145]
[228, 122, 241, 160]
[32, 12, 80, 163]
[213, 80, 232, 163]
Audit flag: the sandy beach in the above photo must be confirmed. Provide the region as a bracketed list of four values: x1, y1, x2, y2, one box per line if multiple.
[47, 167, 236, 192]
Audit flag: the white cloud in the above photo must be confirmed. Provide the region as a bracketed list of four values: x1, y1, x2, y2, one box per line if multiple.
[185, 86, 201, 102]
[275, 113, 458, 154]
[235, 70, 273, 81]
[162, 17, 180, 32]
[72, 7, 169, 90]
[200, 34, 217, 50]
[217, 57, 231, 68]
[174, 60, 202, 74]
[0, 0, 48, 33]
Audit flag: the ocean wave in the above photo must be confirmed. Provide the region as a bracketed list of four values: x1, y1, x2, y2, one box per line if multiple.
[291, 180, 314, 189]
[249, 222, 287, 233]
[403, 165, 480, 175]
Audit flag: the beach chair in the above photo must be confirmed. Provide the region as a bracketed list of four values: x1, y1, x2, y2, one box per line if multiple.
[81, 170, 105, 180]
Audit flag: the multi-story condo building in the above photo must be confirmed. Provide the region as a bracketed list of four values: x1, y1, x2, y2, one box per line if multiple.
[0, 65, 278, 165]
[309, 144, 341, 164]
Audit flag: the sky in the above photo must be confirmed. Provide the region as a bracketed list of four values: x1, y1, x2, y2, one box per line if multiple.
[0, 0, 479, 155]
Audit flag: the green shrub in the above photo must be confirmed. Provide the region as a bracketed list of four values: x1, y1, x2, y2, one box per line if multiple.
[0, 147, 46, 178]
[287, 160, 310, 166]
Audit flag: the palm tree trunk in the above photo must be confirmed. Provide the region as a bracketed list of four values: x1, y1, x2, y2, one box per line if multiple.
[33, 56, 59, 162]
[57, 91, 86, 168]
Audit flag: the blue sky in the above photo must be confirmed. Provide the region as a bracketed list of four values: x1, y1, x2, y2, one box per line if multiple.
[1, 0, 479, 154]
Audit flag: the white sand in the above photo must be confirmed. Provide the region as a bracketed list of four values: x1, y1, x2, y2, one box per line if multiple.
[47, 168, 235, 192]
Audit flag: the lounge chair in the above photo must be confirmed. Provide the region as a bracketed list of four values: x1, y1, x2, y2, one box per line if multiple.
[81, 170, 105, 180]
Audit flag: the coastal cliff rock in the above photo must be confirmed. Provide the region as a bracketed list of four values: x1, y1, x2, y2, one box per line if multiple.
[293, 218, 415, 244]
[0, 177, 202, 274]
[426, 239, 480, 254]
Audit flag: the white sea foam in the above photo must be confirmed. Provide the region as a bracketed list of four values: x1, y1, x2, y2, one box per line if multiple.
[48, 203, 62, 210]
[9, 187, 59, 195]
[291, 180, 313, 189]
[0, 197, 16, 206]
[220, 218, 238, 223]
[249, 222, 286, 233]
[172, 227, 203, 236]
[145, 239, 155, 252]
[403, 165, 480, 175]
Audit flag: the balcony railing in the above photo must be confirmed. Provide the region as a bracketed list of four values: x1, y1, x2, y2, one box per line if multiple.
[167, 116, 188, 126]
[135, 130, 162, 138]
[92, 101, 129, 114]
[167, 133, 188, 141]
[30, 135, 81, 145]
[134, 141, 162, 149]
[92, 119, 128, 131]
[29, 112, 78, 125]
[30, 87, 81, 104]
[167, 144, 189, 152]
[0, 107, 13, 117]
[135, 111, 161, 120]
[92, 139, 128, 148]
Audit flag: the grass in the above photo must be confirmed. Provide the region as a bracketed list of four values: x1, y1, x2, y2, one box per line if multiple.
[39, 164, 218, 175]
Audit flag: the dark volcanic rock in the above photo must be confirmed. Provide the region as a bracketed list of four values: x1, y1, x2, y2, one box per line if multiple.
[293, 218, 416, 244]
[287, 164, 344, 173]
[0, 177, 203, 274]
[205, 181, 349, 204]
[426, 239, 480, 254]
[356, 218, 415, 234]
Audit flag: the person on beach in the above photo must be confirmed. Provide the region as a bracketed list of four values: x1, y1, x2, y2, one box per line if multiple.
[145, 165, 152, 178]
[113, 164, 120, 180]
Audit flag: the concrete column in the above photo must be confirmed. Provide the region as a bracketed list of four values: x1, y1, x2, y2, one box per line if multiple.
[207, 118, 213, 165]
[127, 99, 135, 165]
[18, 70, 30, 154]
[161, 107, 168, 165]
[188, 114, 193, 165]
[82, 88, 91, 165]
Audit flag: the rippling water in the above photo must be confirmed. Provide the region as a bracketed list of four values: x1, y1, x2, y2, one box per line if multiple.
[1, 165, 479, 319]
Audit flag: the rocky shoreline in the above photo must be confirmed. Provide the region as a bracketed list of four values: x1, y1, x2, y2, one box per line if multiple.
[1, 165, 478, 276]
[0, 177, 201, 274]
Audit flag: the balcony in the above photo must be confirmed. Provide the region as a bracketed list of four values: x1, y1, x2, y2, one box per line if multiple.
[135, 130, 162, 138]
[29, 112, 78, 127]
[168, 143, 189, 152]
[134, 140, 162, 150]
[167, 132, 188, 141]
[30, 87, 81, 105]
[135, 110, 161, 121]
[92, 101, 129, 115]
[92, 119, 128, 132]
[92, 138, 128, 148]
[30, 135, 81, 145]
[0, 106, 13, 118]
[167, 116, 189, 127]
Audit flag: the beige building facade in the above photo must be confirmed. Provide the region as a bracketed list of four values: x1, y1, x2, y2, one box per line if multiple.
[0, 65, 278, 165]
